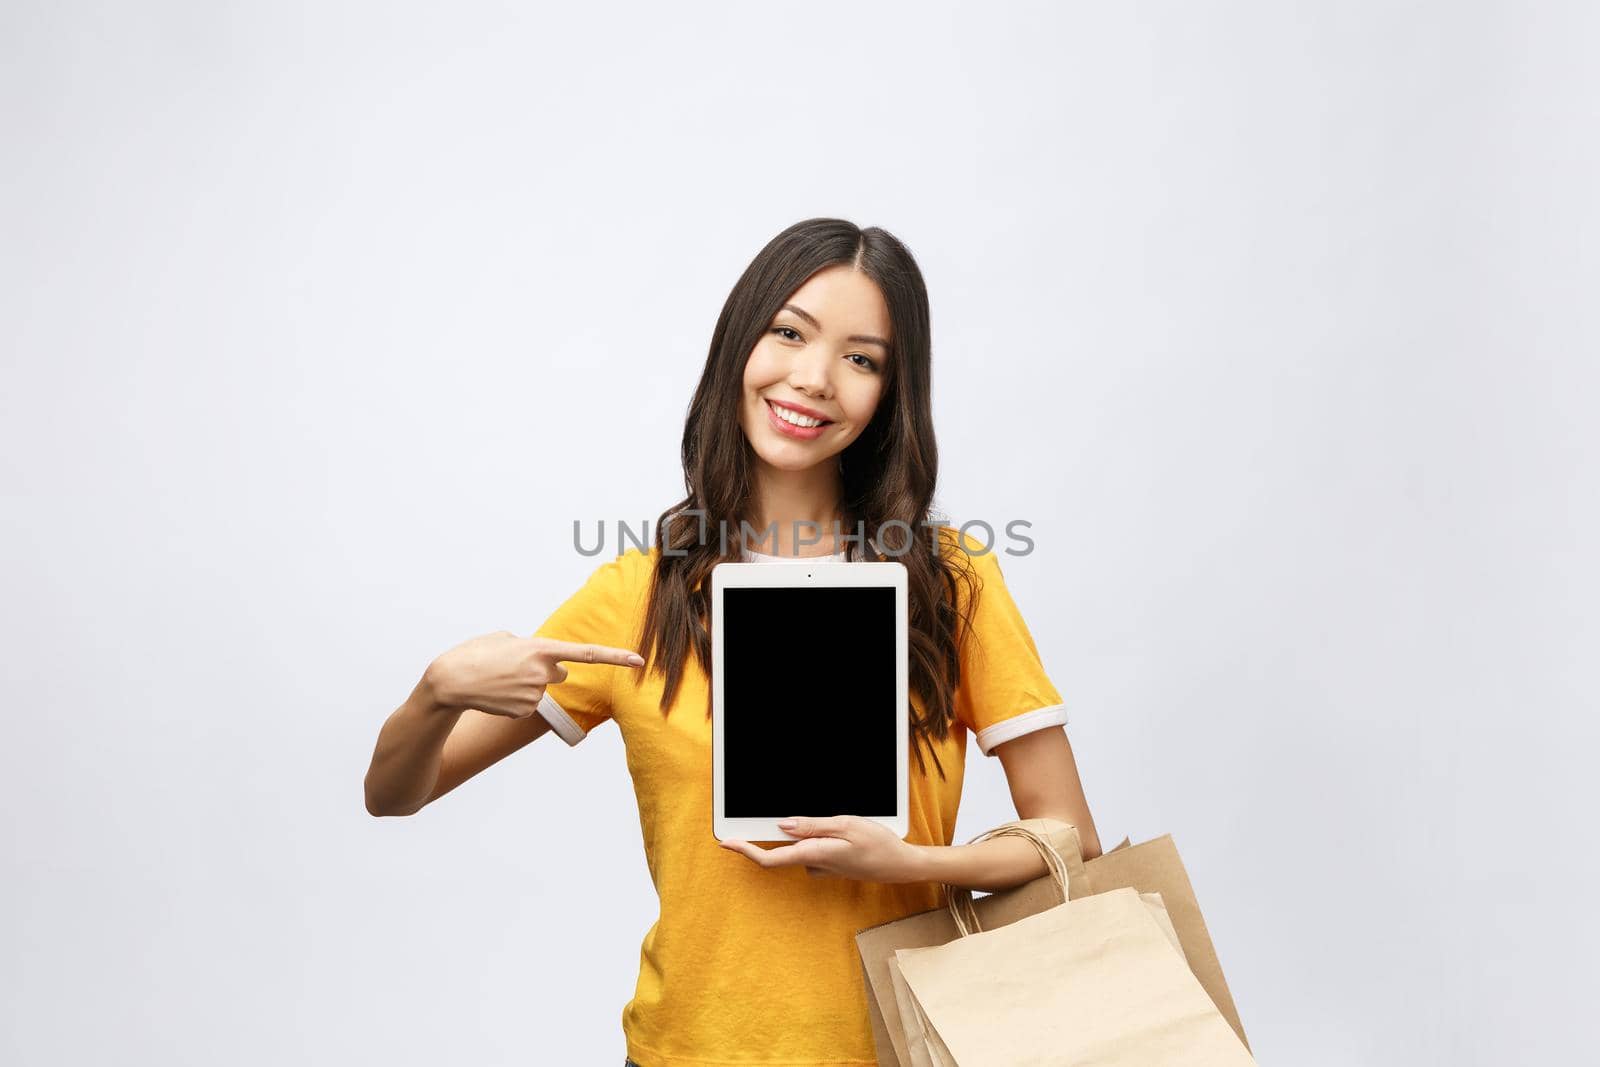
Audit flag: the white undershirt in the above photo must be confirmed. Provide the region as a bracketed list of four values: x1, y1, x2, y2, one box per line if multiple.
[740, 547, 851, 562]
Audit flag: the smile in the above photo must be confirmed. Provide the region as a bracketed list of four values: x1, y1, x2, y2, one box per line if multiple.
[765, 399, 833, 439]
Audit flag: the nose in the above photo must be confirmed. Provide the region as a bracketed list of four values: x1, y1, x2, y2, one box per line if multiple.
[786, 343, 834, 400]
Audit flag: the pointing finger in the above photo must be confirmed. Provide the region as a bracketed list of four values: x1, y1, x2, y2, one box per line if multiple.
[538, 640, 647, 668]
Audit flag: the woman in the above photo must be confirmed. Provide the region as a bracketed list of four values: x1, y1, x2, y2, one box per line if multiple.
[363, 218, 1102, 1066]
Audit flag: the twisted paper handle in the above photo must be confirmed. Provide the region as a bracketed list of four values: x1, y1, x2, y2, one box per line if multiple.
[943, 822, 1078, 939]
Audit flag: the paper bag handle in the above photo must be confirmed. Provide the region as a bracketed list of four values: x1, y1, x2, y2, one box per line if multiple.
[943, 821, 1079, 939]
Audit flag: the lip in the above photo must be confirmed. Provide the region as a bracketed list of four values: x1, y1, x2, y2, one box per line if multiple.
[764, 398, 832, 440]
[766, 397, 834, 422]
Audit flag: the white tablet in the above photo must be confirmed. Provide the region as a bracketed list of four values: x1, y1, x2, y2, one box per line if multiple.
[710, 560, 909, 843]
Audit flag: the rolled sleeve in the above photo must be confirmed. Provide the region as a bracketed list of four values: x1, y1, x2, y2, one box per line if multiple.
[530, 553, 639, 745]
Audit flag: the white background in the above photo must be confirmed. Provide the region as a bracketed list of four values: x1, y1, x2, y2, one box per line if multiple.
[4, 2, 1596, 1063]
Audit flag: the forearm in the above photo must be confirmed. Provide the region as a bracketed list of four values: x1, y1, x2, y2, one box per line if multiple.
[364, 673, 462, 816]
[906, 834, 1052, 894]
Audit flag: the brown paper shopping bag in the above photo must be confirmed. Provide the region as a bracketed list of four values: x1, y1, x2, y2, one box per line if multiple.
[885, 868, 1190, 1067]
[893, 830, 1256, 1065]
[886, 894, 1207, 1066]
[1080, 832, 1250, 1049]
[855, 819, 1250, 1066]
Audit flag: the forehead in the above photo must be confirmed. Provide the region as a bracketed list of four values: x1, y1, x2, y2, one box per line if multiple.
[780, 265, 892, 338]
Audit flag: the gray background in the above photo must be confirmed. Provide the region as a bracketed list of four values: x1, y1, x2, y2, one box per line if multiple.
[4, 1, 1595, 1063]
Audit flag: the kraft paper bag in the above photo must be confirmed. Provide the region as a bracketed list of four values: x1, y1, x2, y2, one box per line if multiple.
[894, 875, 1256, 1066]
[857, 820, 1094, 1067]
[1080, 832, 1250, 1049]
[855, 819, 1249, 1066]
[886, 883, 1189, 1067]
[886, 954, 942, 1067]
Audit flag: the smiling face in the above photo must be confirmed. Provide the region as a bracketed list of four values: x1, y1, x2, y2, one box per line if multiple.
[739, 264, 893, 475]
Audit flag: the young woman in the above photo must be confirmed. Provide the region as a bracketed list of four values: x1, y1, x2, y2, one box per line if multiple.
[363, 218, 1102, 1067]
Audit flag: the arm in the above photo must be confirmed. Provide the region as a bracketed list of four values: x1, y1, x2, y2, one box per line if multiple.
[365, 553, 641, 817]
[908, 727, 1101, 892]
[363, 667, 554, 817]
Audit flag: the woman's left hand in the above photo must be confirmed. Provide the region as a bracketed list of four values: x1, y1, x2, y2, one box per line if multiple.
[719, 816, 920, 882]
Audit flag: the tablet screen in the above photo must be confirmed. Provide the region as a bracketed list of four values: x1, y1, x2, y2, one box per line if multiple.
[721, 584, 898, 817]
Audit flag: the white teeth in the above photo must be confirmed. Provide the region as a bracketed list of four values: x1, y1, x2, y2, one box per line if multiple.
[771, 402, 825, 428]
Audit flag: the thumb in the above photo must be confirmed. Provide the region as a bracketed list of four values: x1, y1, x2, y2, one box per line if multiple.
[781, 816, 852, 839]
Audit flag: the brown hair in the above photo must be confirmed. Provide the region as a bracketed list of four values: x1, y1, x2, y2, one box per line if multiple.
[634, 218, 980, 781]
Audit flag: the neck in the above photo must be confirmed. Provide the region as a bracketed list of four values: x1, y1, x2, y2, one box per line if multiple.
[743, 457, 849, 556]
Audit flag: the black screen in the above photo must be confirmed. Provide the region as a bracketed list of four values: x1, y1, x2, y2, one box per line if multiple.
[721, 584, 897, 817]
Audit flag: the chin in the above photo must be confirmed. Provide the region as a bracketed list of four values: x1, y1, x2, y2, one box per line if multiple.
[753, 448, 833, 472]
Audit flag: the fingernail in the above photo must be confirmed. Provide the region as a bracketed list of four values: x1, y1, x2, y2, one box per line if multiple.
[627, 653, 645, 666]
[778, 818, 797, 830]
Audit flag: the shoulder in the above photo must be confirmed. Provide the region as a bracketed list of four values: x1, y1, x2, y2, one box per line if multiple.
[619, 544, 657, 579]
[563, 545, 655, 614]
[607, 545, 657, 605]
[930, 524, 1004, 600]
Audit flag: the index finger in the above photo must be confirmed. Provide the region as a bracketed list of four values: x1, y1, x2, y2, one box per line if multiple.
[536, 639, 646, 668]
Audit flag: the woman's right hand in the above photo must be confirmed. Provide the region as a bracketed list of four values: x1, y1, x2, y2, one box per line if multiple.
[423, 631, 646, 718]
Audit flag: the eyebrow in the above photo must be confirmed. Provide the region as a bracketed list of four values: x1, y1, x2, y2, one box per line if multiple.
[779, 304, 891, 350]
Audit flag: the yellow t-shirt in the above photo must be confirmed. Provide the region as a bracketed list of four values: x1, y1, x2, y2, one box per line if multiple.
[533, 527, 1067, 1067]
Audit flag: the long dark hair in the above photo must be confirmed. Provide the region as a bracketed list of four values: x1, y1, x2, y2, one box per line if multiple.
[635, 217, 979, 781]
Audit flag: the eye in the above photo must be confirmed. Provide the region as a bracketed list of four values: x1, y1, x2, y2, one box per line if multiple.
[847, 353, 879, 371]
[772, 326, 802, 342]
